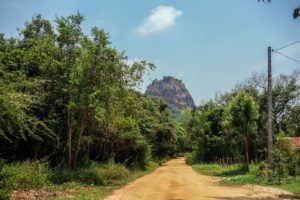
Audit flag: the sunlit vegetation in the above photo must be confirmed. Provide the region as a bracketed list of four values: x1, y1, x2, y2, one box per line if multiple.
[183, 71, 300, 193]
[0, 13, 189, 199]
[1, 10, 300, 199]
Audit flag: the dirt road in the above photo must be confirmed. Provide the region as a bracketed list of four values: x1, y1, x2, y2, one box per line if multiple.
[104, 158, 292, 200]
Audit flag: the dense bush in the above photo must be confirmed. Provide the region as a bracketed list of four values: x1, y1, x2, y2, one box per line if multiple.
[182, 70, 300, 166]
[51, 161, 130, 186]
[270, 148, 287, 183]
[185, 152, 198, 165]
[268, 137, 300, 183]
[0, 13, 177, 171]
[0, 161, 50, 191]
[0, 159, 8, 200]
[50, 168, 75, 184]
[77, 167, 104, 185]
[98, 162, 130, 184]
[0, 160, 132, 199]
[0, 161, 50, 199]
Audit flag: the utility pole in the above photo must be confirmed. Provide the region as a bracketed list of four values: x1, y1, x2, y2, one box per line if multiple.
[267, 46, 273, 170]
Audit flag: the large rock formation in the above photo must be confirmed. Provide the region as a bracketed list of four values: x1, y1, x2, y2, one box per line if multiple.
[145, 76, 195, 113]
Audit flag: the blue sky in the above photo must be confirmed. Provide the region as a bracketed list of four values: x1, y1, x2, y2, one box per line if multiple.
[1, 0, 300, 104]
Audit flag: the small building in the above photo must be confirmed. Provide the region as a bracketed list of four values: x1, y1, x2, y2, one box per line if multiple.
[290, 137, 300, 151]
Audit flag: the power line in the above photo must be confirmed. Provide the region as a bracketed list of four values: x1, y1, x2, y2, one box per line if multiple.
[272, 49, 300, 64]
[274, 41, 300, 51]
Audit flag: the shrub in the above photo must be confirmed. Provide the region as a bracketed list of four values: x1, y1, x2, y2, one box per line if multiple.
[185, 149, 204, 165]
[76, 162, 130, 185]
[0, 161, 50, 198]
[0, 190, 9, 200]
[51, 165, 104, 185]
[131, 141, 151, 169]
[0, 159, 8, 200]
[99, 161, 130, 182]
[269, 137, 300, 183]
[50, 168, 75, 184]
[50, 161, 130, 186]
[270, 148, 287, 184]
[185, 152, 197, 165]
[77, 167, 104, 185]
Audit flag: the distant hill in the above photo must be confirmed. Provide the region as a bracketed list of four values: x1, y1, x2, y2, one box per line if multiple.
[145, 76, 195, 116]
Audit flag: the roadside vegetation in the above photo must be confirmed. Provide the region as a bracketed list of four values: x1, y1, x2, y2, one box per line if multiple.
[1, 8, 300, 200]
[182, 70, 300, 194]
[192, 163, 300, 194]
[0, 159, 158, 199]
[0, 13, 189, 199]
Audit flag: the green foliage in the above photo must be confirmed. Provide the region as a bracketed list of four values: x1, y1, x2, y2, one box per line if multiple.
[294, 6, 300, 18]
[223, 92, 259, 130]
[77, 167, 104, 185]
[185, 100, 229, 163]
[187, 70, 300, 168]
[192, 160, 300, 194]
[97, 162, 130, 184]
[192, 162, 300, 194]
[0, 13, 162, 169]
[185, 152, 197, 165]
[49, 162, 159, 200]
[223, 92, 259, 171]
[50, 168, 75, 184]
[0, 12, 183, 197]
[270, 148, 287, 184]
[1, 11, 299, 197]
[221, 174, 264, 185]
[51, 161, 130, 186]
[269, 137, 300, 183]
[0, 70, 55, 143]
[192, 163, 251, 177]
[0, 160, 158, 200]
[0, 161, 50, 195]
[0, 159, 8, 200]
[174, 123, 188, 154]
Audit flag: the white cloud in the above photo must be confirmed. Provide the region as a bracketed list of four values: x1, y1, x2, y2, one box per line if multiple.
[136, 5, 182, 36]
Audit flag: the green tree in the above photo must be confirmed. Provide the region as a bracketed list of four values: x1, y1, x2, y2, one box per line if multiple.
[0, 69, 54, 143]
[191, 100, 227, 162]
[224, 93, 259, 171]
[0, 13, 157, 169]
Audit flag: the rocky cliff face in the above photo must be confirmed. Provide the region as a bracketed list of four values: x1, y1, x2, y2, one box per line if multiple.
[145, 76, 195, 111]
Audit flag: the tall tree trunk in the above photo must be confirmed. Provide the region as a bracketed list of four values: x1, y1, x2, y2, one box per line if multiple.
[67, 110, 73, 169]
[73, 111, 88, 168]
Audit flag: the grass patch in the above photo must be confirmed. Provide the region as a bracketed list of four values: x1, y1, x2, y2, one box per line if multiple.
[0, 161, 51, 200]
[221, 174, 300, 194]
[51, 161, 158, 200]
[272, 180, 300, 194]
[192, 163, 300, 195]
[51, 161, 131, 186]
[0, 160, 158, 200]
[192, 163, 253, 177]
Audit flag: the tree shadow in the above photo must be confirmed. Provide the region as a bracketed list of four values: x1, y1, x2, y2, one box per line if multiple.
[217, 167, 248, 177]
